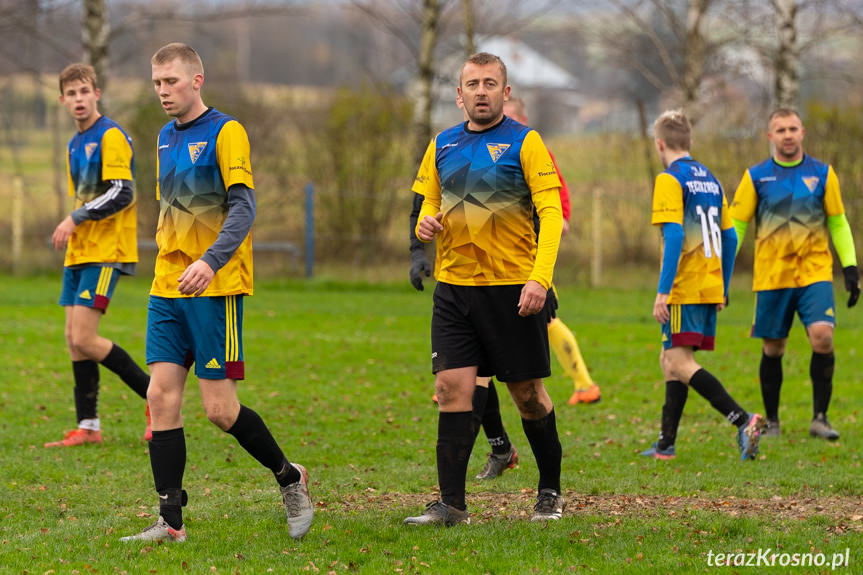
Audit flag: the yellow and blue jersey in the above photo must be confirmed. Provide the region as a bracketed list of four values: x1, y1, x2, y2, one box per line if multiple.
[730, 156, 844, 291]
[412, 118, 562, 288]
[152, 108, 255, 297]
[65, 116, 137, 267]
[652, 157, 732, 305]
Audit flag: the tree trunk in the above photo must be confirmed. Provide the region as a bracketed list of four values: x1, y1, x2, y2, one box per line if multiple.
[772, 0, 799, 108]
[462, 0, 475, 57]
[682, 0, 711, 125]
[82, 0, 110, 97]
[413, 0, 440, 169]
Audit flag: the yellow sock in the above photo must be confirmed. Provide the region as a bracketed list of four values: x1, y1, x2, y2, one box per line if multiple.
[548, 318, 594, 392]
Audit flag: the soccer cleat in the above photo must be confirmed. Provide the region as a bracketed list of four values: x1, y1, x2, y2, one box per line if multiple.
[431, 394, 438, 404]
[639, 442, 676, 460]
[531, 489, 565, 521]
[809, 413, 840, 440]
[281, 463, 314, 539]
[44, 428, 102, 448]
[568, 383, 602, 405]
[476, 445, 519, 480]
[144, 404, 153, 442]
[763, 419, 781, 437]
[120, 516, 186, 542]
[403, 500, 470, 526]
[737, 413, 766, 461]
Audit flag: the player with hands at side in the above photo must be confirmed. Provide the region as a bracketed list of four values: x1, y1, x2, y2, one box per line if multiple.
[46, 63, 151, 448]
[729, 108, 858, 440]
[641, 109, 765, 462]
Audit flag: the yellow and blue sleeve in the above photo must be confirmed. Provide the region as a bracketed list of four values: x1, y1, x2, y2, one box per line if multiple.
[522, 131, 562, 289]
[100, 127, 133, 181]
[651, 173, 683, 226]
[216, 120, 255, 190]
[413, 137, 441, 243]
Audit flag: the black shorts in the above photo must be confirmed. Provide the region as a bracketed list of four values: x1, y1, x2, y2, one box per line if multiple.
[431, 282, 550, 383]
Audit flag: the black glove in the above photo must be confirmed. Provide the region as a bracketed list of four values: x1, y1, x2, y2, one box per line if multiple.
[410, 248, 432, 291]
[843, 265, 860, 308]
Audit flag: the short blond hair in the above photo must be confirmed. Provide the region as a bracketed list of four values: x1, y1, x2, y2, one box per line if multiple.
[459, 52, 507, 87]
[151, 42, 204, 75]
[768, 107, 801, 126]
[59, 63, 98, 94]
[653, 109, 691, 152]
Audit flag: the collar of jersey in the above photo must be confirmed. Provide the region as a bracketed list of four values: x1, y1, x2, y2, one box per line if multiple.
[175, 107, 215, 131]
[772, 155, 804, 168]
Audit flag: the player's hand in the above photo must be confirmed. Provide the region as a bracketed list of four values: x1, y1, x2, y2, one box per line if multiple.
[717, 294, 729, 312]
[517, 280, 547, 317]
[417, 212, 443, 242]
[409, 249, 432, 291]
[178, 259, 215, 296]
[653, 293, 670, 324]
[561, 220, 569, 236]
[51, 216, 76, 250]
[843, 265, 860, 308]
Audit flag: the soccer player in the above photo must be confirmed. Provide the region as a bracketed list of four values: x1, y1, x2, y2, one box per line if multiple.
[404, 52, 565, 526]
[641, 109, 764, 461]
[120, 43, 312, 543]
[503, 97, 601, 406]
[729, 108, 859, 440]
[46, 63, 150, 448]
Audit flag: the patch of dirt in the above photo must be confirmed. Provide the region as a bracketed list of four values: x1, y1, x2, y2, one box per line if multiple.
[328, 490, 863, 530]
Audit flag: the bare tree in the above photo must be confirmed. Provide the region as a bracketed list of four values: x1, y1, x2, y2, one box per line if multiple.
[772, 0, 799, 108]
[462, 0, 475, 56]
[415, 0, 441, 166]
[82, 0, 109, 92]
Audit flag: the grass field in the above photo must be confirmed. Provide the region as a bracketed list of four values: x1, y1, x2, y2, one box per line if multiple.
[1, 274, 862, 574]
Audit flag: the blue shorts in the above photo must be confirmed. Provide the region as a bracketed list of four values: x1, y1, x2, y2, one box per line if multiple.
[146, 295, 245, 380]
[661, 303, 717, 351]
[59, 265, 120, 311]
[752, 282, 835, 339]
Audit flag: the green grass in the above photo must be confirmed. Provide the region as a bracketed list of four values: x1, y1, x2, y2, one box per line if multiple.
[1, 274, 862, 574]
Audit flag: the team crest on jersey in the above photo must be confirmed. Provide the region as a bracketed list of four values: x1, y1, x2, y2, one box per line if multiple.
[487, 143, 510, 163]
[188, 142, 208, 164]
[803, 176, 820, 193]
[85, 143, 98, 160]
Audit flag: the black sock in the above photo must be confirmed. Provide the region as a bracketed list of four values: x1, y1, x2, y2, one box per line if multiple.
[471, 384, 489, 440]
[72, 360, 99, 422]
[481, 380, 510, 455]
[760, 352, 783, 421]
[688, 368, 748, 428]
[226, 405, 295, 486]
[657, 381, 688, 450]
[149, 428, 186, 529]
[436, 411, 474, 510]
[100, 343, 149, 399]
[810, 351, 835, 417]
[522, 409, 562, 494]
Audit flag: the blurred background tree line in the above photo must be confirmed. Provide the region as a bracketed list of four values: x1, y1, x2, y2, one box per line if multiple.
[2, 0, 863, 285]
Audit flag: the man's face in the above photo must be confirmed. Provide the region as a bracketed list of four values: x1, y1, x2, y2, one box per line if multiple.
[458, 62, 510, 128]
[767, 114, 805, 162]
[152, 58, 201, 122]
[59, 79, 100, 128]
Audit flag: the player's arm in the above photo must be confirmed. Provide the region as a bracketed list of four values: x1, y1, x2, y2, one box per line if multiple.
[409, 191, 432, 291]
[201, 184, 256, 274]
[651, 173, 684, 324]
[728, 170, 757, 256]
[823, 166, 860, 307]
[522, 130, 563, 293]
[413, 137, 443, 243]
[409, 139, 436, 289]
[53, 128, 134, 250]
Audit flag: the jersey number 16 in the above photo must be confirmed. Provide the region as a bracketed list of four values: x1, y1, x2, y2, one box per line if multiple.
[695, 205, 722, 259]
